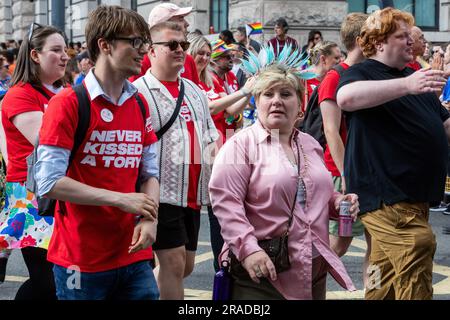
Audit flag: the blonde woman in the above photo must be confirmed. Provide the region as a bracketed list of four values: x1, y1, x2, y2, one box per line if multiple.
[304, 41, 341, 110]
[209, 46, 358, 299]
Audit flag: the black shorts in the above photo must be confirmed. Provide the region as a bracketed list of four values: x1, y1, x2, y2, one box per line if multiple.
[152, 203, 201, 251]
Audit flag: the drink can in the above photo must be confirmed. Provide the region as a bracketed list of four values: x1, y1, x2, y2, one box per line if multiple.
[339, 200, 352, 216]
[338, 200, 352, 237]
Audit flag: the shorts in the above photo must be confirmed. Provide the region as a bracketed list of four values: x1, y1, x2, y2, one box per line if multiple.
[152, 203, 201, 251]
[329, 176, 364, 237]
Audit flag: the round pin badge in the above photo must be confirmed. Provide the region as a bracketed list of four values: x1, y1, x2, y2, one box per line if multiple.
[101, 108, 114, 122]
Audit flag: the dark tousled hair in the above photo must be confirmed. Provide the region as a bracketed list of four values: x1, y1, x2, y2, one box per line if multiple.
[85, 5, 150, 63]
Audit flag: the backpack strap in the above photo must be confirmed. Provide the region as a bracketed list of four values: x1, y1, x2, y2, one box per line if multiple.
[332, 64, 346, 77]
[71, 84, 91, 164]
[134, 94, 147, 192]
[135, 93, 147, 125]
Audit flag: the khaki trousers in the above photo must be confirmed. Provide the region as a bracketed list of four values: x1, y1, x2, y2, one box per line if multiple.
[360, 202, 436, 300]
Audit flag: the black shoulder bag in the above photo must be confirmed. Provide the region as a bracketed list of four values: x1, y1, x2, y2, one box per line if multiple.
[155, 80, 185, 140]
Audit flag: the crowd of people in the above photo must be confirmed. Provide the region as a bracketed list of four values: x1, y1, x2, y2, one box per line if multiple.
[0, 2, 449, 301]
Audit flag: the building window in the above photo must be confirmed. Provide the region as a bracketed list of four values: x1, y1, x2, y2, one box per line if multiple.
[131, 0, 137, 11]
[210, 0, 228, 33]
[348, 0, 438, 30]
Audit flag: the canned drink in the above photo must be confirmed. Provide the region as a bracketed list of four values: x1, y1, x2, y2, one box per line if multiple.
[338, 200, 353, 237]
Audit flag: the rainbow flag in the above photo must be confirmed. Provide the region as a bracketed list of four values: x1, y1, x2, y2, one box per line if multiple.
[245, 22, 263, 36]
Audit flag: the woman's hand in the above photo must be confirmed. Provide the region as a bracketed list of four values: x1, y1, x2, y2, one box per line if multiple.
[334, 193, 360, 222]
[242, 250, 277, 283]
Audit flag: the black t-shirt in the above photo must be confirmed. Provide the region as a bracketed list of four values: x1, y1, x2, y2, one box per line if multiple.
[337, 59, 450, 214]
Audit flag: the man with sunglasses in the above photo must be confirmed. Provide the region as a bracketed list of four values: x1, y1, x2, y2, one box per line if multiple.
[35, 5, 160, 300]
[129, 2, 200, 85]
[133, 21, 218, 300]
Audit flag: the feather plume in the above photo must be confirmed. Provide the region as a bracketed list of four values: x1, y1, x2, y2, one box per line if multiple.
[238, 43, 315, 80]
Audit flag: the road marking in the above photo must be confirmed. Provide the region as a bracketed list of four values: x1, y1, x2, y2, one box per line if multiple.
[184, 288, 212, 300]
[195, 252, 214, 264]
[3, 275, 28, 283]
[4, 238, 450, 299]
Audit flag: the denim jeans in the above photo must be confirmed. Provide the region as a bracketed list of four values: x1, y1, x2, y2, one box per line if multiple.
[53, 260, 159, 300]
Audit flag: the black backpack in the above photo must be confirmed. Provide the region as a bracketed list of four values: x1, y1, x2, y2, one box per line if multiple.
[26, 84, 146, 217]
[301, 64, 345, 149]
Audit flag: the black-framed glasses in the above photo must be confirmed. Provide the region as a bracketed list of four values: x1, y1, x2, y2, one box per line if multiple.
[28, 22, 43, 43]
[114, 37, 150, 50]
[152, 40, 190, 51]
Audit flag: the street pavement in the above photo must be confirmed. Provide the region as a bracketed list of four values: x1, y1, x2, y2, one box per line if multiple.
[1, 210, 450, 300]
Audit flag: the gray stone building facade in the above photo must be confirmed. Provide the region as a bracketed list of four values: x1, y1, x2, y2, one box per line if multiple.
[0, 0, 449, 46]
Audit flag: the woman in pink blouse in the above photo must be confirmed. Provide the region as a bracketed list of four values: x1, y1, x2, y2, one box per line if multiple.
[209, 64, 359, 300]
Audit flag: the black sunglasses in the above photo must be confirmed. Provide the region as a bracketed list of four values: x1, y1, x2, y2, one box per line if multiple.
[28, 22, 43, 43]
[152, 40, 190, 51]
[114, 37, 150, 50]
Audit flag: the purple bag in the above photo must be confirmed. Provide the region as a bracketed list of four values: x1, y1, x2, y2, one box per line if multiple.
[212, 261, 231, 300]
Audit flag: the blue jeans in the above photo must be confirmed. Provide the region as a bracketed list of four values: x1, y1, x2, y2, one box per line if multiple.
[53, 260, 159, 300]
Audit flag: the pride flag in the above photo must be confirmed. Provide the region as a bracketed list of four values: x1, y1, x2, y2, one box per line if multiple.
[245, 22, 263, 36]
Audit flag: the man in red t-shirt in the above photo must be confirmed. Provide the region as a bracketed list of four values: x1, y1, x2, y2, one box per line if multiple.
[133, 22, 218, 300]
[318, 13, 370, 277]
[128, 3, 200, 85]
[35, 6, 160, 300]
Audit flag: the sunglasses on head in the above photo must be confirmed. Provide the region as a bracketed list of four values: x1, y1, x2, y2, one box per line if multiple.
[28, 22, 43, 43]
[152, 40, 190, 51]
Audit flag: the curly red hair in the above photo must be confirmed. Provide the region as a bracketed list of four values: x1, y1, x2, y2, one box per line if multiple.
[359, 7, 414, 58]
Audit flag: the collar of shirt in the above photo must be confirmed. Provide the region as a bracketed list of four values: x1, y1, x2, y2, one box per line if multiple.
[253, 120, 300, 145]
[84, 68, 137, 106]
[43, 83, 64, 94]
[366, 58, 410, 76]
[143, 69, 181, 100]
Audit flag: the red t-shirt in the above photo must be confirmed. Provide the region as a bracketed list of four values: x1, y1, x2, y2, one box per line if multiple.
[39, 85, 158, 272]
[406, 60, 421, 71]
[317, 62, 349, 177]
[129, 54, 200, 85]
[212, 71, 239, 95]
[305, 77, 321, 110]
[162, 80, 201, 210]
[199, 80, 235, 145]
[1, 83, 55, 182]
[267, 36, 299, 56]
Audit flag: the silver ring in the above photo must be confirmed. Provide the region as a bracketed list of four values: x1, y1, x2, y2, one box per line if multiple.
[255, 266, 263, 277]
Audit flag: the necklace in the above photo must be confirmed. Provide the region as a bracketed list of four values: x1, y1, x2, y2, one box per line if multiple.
[295, 139, 308, 210]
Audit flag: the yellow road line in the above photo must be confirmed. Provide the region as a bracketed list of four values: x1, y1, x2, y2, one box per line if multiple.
[3, 275, 29, 283]
[195, 252, 214, 264]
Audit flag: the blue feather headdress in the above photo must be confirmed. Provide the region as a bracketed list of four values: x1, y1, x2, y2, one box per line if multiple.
[239, 43, 316, 80]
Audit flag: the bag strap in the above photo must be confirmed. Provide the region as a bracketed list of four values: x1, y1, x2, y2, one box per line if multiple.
[31, 85, 51, 101]
[332, 63, 346, 76]
[285, 140, 302, 235]
[135, 94, 147, 124]
[71, 84, 91, 164]
[155, 80, 185, 140]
